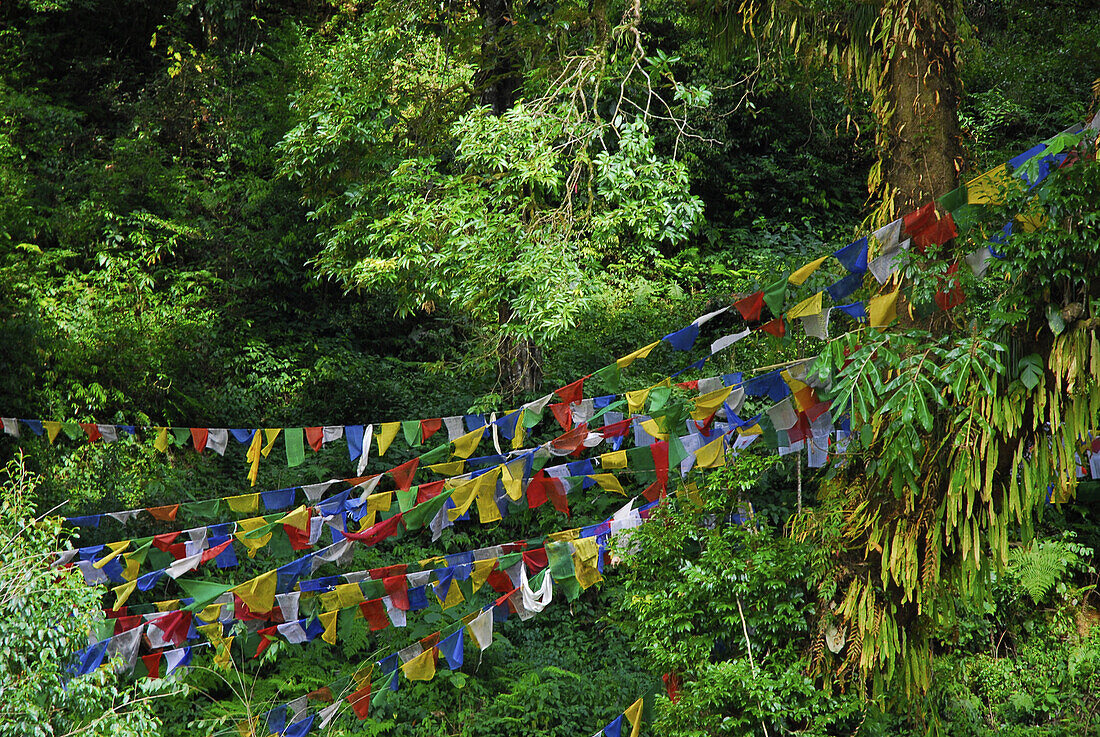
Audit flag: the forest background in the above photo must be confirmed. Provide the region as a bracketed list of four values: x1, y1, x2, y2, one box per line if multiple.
[1, 0, 1100, 735]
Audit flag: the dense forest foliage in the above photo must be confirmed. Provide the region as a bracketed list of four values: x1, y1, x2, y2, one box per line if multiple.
[2, 0, 1099, 735]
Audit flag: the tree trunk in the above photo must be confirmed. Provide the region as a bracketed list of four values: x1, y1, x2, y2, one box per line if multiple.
[478, 0, 521, 115]
[480, 0, 541, 396]
[498, 301, 543, 397]
[882, 0, 964, 214]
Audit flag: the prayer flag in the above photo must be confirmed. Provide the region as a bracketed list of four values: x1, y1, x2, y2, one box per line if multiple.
[734, 291, 764, 321]
[376, 422, 400, 456]
[789, 256, 828, 285]
[867, 289, 900, 327]
[786, 291, 823, 321]
[616, 341, 660, 369]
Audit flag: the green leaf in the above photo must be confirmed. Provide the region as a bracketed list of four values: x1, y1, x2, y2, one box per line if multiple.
[1018, 354, 1044, 391]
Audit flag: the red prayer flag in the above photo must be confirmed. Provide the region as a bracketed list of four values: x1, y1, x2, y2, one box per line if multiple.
[307, 687, 334, 703]
[416, 480, 445, 503]
[358, 599, 390, 631]
[190, 428, 208, 453]
[522, 548, 548, 572]
[370, 564, 407, 580]
[487, 569, 515, 593]
[150, 610, 192, 647]
[166, 542, 188, 560]
[285, 523, 312, 551]
[347, 683, 372, 719]
[549, 403, 573, 431]
[305, 427, 324, 452]
[421, 418, 443, 442]
[146, 504, 180, 522]
[676, 380, 699, 391]
[255, 624, 280, 658]
[526, 470, 550, 509]
[760, 318, 785, 337]
[233, 594, 270, 620]
[79, 423, 102, 443]
[599, 417, 632, 439]
[805, 400, 832, 423]
[787, 414, 812, 444]
[389, 458, 419, 492]
[199, 540, 231, 564]
[554, 377, 585, 406]
[550, 424, 588, 454]
[152, 531, 181, 551]
[383, 575, 410, 610]
[663, 672, 682, 703]
[141, 652, 163, 679]
[934, 261, 966, 310]
[734, 291, 765, 321]
[546, 480, 570, 518]
[642, 480, 666, 503]
[342, 512, 403, 545]
[114, 614, 142, 635]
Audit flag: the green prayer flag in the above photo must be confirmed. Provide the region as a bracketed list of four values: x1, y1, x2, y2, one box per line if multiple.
[497, 552, 523, 570]
[419, 443, 449, 464]
[360, 579, 385, 600]
[948, 202, 982, 239]
[648, 384, 672, 413]
[763, 275, 788, 319]
[593, 364, 621, 394]
[190, 499, 222, 521]
[62, 422, 84, 441]
[179, 580, 235, 608]
[401, 420, 422, 448]
[171, 427, 191, 447]
[668, 433, 689, 470]
[758, 415, 779, 450]
[522, 406, 543, 429]
[404, 487, 454, 531]
[937, 183, 968, 213]
[284, 427, 305, 467]
[396, 489, 417, 512]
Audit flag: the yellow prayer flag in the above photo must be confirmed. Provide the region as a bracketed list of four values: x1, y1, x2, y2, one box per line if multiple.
[475, 477, 502, 524]
[589, 473, 625, 496]
[156, 599, 179, 612]
[233, 570, 277, 614]
[616, 341, 660, 369]
[601, 450, 627, 469]
[691, 386, 733, 421]
[226, 493, 259, 514]
[112, 581, 137, 610]
[447, 476, 480, 522]
[401, 648, 437, 681]
[624, 697, 644, 737]
[335, 582, 365, 609]
[788, 256, 828, 285]
[277, 505, 310, 532]
[1016, 207, 1047, 233]
[451, 426, 486, 459]
[640, 418, 667, 441]
[121, 555, 140, 582]
[696, 435, 727, 469]
[261, 429, 281, 457]
[234, 517, 273, 558]
[376, 422, 401, 456]
[470, 559, 497, 594]
[502, 459, 525, 501]
[198, 622, 228, 648]
[572, 538, 603, 589]
[439, 580, 465, 610]
[625, 388, 650, 415]
[214, 637, 234, 670]
[867, 289, 900, 328]
[677, 482, 704, 509]
[152, 426, 168, 452]
[429, 461, 466, 476]
[198, 603, 226, 624]
[246, 430, 262, 486]
[319, 610, 338, 645]
[780, 369, 809, 395]
[512, 409, 526, 450]
[966, 163, 1012, 205]
[786, 290, 823, 320]
[738, 423, 763, 436]
[93, 540, 131, 569]
[548, 528, 580, 542]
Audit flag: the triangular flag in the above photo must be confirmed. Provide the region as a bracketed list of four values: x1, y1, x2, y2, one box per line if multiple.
[401, 647, 437, 681]
[624, 697, 644, 737]
[616, 341, 660, 369]
[788, 256, 827, 285]
[734, 291, 764, 321]
[786, 291, 823, 321]
[376, 422, 400, 457]
[451, 426, 486, 459]
[867, 289, 900, 327]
